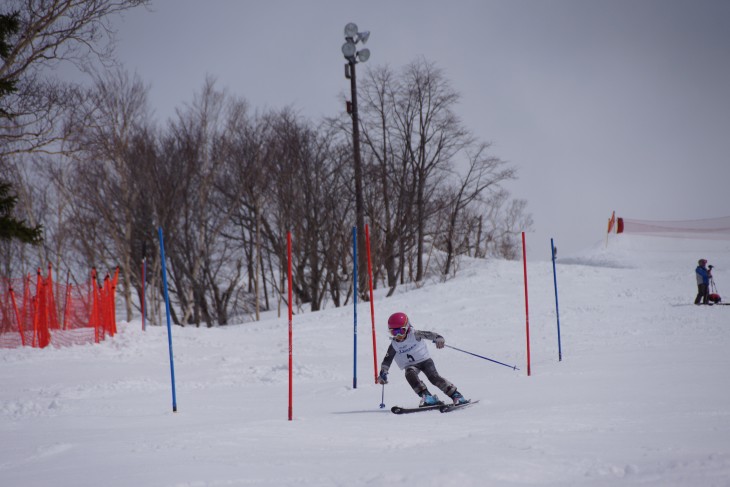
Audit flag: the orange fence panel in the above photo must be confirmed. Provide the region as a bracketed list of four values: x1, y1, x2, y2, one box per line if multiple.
[0, 266, 118, 349]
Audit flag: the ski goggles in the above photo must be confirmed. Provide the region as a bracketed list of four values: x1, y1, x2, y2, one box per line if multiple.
[390, 326, 409, 338]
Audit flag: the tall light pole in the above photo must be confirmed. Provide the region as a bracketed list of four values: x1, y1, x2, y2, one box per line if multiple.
[342, 22, 370, 297]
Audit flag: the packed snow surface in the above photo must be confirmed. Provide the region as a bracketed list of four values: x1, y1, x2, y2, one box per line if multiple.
[2, 235, 729, 486]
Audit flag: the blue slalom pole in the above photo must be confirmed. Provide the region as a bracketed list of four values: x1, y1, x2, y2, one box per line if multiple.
[352, 226, 358, 390]
[551, 238, 562, 361]
[158, 227, 178, 412]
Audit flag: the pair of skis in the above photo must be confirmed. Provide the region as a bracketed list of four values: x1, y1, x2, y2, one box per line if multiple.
[391, 400, 478, 415]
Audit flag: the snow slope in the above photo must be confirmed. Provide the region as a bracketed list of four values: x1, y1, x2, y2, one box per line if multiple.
[2, 235, 730, 486]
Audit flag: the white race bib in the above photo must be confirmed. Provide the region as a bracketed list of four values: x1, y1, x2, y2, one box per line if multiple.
[391, 332, 431, 369]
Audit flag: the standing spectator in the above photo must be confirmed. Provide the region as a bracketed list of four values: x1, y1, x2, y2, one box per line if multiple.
[694, 259, 712, 305]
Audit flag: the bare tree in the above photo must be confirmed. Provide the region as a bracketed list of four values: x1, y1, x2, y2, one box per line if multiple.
[476, 193, 533, 260]
[219, 105, 273, 322]
[399, 60, 475, 282]
[355, 58, 529, 292]
[356, 64, 412, 293]
[63, 69, 152, 321]
[153, 78, 254, 327]
[440, 143, 516, 275]
[0, 0, 149, 157]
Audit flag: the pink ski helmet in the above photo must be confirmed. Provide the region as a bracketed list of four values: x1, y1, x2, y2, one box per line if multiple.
[387, 312, 410, 339]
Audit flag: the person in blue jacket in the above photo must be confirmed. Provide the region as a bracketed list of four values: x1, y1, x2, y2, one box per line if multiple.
[694, 259, 712, 305]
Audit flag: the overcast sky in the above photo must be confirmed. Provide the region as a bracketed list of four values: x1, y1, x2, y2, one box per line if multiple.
[107, 0, 730, 256]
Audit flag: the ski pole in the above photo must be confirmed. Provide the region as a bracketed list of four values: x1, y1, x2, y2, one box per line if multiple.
[441, 343, 519, 371]
[379, 383, 386, 409]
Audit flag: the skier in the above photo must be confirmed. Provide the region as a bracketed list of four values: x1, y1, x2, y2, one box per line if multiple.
[377, 312, 468, 407]
[695, 259, 712, 305]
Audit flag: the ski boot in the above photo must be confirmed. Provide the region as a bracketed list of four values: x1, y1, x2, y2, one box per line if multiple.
[419, 392, 442, 407]
[451, 391, 469, 405]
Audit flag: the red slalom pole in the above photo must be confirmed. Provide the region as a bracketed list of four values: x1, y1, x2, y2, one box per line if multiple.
[365, 224, 378, 384]
[287, 232, 293, 421]
[141, 257, 146, 331]
[522, 232, 531, 376]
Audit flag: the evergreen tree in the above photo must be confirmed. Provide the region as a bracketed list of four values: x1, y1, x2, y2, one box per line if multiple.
[0, 11, 41, 244]
[0, 180, 42, 244]
[0, 11, 19, 118]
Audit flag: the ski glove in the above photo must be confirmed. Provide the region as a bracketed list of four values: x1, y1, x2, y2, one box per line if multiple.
[378, 369, 388, 385]
[434, 337, 445, 349]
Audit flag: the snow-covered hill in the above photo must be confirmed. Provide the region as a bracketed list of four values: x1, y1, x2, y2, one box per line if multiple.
[2, 235, 729, 486]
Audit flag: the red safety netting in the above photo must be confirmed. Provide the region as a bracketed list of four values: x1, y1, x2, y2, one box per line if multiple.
[608, 214, 730, 240]
[0, 266, 118, 349]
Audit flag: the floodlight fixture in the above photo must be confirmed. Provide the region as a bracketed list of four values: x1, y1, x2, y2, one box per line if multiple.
[358, 31, 370, 44]
[344, 22, 358, 39]
[342, 41, 356, 58]
[357, 48, 370, 63]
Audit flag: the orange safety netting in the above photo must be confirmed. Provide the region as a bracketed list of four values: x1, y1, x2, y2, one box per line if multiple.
[0, 265, 118, 349]
[607, 213, 730, 240]
[618, 216, 730, 239]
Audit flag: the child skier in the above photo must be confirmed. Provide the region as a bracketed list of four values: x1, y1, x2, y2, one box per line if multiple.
[377, 312, 468, 407]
